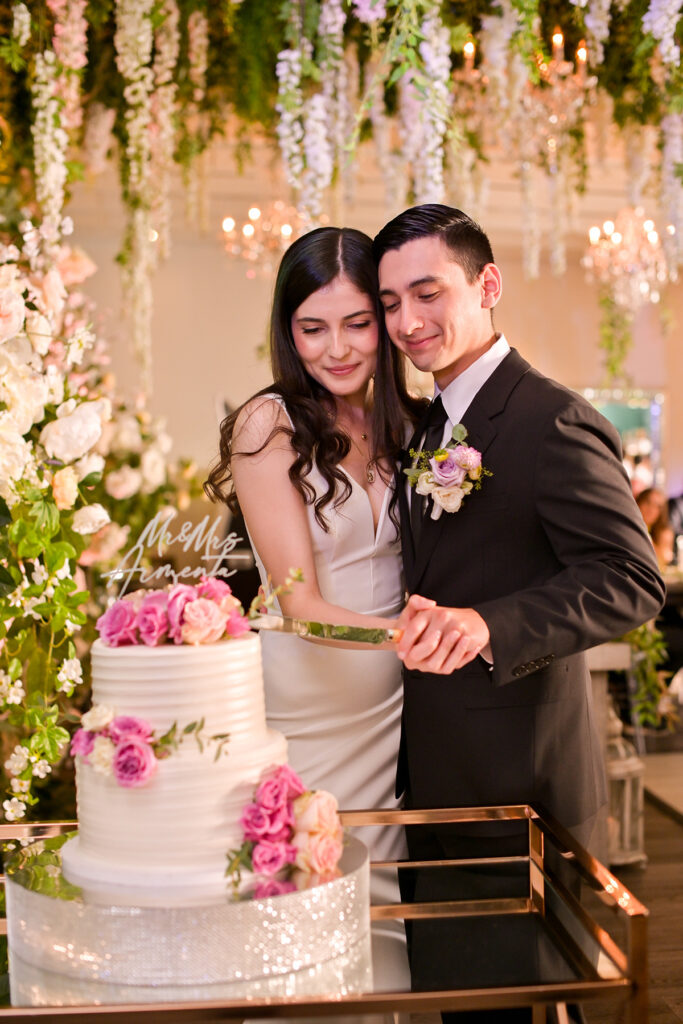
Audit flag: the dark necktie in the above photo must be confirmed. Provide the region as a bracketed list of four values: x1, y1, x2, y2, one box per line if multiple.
[410, 395, 449, 541]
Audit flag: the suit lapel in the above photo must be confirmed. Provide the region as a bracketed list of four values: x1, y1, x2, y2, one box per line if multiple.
[410, 349, 530, 593]
[398, 403, 435, 585]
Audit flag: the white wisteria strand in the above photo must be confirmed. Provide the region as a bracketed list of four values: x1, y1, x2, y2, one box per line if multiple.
[114, 0, 155, 393]
[571, 0, 612, 63]
[31, 51, 68, 258]
[660, 112, 682, 273]
[12, 2, 30, 46]
[151, 0, 180, 261]
[642, 0, 683, 66]
[275, 45, 307, 190]
[184, 10, 209, 228]
[414, 6, 451, 203]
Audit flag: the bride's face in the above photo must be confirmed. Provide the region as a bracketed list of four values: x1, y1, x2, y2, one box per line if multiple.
[291, 274, 378, 404]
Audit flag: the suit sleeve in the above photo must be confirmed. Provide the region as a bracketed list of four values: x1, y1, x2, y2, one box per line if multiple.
[474, 399, 666, 687]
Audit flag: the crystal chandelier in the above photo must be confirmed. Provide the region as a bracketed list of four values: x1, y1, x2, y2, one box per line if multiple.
[582, 206, 672, 313]
[221, 201, 315, 278]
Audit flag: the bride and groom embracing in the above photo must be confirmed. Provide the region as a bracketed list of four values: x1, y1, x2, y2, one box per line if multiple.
[206, 204, 664, 1013]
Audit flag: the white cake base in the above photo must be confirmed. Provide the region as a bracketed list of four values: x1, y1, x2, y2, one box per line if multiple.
[6, 836, 371, 992]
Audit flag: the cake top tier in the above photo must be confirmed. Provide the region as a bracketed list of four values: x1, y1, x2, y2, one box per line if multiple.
[97, 578, 250, 647]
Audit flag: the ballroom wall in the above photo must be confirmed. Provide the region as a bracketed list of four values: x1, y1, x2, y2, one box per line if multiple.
[70, 165, 683, 498]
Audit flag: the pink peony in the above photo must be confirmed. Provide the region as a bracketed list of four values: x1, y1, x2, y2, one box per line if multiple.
[97, 600, 139, 646]
[273, 764, 306, 800]
[137, 591, 169, 646]
[71, 728, 95, 759]
[292, 830, 343, 876]
[180, 597, 227, 645]
[429, 450, 467, 487]
[111, 735, 157, 788]
[253, 877, 297, 899]
[108, 715, 154, 745]
[293, 789, 341, 836]
[225, 608, 250, 638]
[251, 839, 294, 877]
[241, 802, 273, 841]
[197, 575, 234, 601]
[167, 584, 198, 644]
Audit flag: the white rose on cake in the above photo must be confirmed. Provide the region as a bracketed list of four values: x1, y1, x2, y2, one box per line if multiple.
[90, 735, 115, 776]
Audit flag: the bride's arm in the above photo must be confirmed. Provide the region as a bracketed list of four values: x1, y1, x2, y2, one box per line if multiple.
[232, 397, 398, 632]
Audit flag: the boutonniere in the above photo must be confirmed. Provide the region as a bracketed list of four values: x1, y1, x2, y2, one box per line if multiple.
[404, 424, 492, 520]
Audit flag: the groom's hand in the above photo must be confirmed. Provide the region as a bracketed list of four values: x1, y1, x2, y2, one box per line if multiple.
[396, 595, 491, 674]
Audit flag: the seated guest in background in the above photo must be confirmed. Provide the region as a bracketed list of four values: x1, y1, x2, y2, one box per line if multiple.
[668, 492, 683, 546]
[651, 519, 675, 570]
[635, 487, 668, 534]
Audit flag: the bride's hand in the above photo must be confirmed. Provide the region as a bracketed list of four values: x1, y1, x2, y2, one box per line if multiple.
[396, 595, 491, 673]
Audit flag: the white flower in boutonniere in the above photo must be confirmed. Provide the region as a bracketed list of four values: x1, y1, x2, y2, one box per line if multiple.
[405, 423, 492, 521]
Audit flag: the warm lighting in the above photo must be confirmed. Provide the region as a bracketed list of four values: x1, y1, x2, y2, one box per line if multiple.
[582, 207, 673, 312]
[666, 224, 676, 235]
[576, 40, 587, 64]
[149, 228, 158, 242]
[552, 26, 564, 61]
[463, 39, 476, 72]
[221, 200, 310, 278]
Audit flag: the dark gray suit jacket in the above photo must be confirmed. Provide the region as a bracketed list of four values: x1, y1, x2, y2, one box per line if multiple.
[397, 349, 665, 828]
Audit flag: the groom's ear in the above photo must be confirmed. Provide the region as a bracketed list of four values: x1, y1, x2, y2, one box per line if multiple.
[480, 264, 502, 308]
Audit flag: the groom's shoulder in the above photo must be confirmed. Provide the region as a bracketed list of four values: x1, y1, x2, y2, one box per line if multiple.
[509, 352, 598, 418]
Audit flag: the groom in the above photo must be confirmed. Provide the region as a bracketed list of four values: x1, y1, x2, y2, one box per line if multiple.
[372, 205, 664, 1014]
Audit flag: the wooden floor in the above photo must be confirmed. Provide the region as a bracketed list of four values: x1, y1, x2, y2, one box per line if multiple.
[586, 796, 683, 1023]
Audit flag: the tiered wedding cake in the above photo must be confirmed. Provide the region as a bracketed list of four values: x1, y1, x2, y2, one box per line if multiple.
[61, 631, 288, 903]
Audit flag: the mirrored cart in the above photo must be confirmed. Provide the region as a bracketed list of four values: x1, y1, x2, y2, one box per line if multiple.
[0, 805, 648, 1022]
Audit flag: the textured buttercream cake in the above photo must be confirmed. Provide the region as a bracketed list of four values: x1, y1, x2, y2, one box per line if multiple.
[61, 633, 288, 903]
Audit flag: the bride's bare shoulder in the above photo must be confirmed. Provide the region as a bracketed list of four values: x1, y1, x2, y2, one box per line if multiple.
[233, 394, 291, 454]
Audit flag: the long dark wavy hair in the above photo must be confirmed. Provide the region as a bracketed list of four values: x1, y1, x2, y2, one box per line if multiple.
[204, 226, 425, 529]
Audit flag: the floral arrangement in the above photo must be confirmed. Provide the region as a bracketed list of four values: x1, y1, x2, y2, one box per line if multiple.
[405, 423, 491, 519]
[96, 578, 250, 648]
[70, 704, 208, 788]
[227, 764, 344, 899]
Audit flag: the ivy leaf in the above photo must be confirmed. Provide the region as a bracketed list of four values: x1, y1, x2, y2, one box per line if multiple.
[0, 564, 15, 597]
[0, 497, 11, 527]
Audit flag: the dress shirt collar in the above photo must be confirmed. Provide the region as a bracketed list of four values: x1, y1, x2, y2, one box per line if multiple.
[435, 334, 510, 426]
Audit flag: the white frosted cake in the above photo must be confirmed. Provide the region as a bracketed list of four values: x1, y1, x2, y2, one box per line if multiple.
[61, 633, 288, 903]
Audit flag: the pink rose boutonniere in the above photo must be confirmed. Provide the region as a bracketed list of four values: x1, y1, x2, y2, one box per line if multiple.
[226, 764, 344, 898]
[405, 423, 492, 520]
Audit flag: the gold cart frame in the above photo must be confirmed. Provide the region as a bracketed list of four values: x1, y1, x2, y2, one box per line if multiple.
[0, 805, 648, 1022]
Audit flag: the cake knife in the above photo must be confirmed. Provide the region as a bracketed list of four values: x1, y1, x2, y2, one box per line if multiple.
[249, 614, 401, 646]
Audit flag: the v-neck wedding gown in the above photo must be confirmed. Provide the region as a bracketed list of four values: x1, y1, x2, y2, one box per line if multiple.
[248, 398, 409, 998]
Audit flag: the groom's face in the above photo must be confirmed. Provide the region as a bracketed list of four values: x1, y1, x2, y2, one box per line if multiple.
[378, 235, 496, 389]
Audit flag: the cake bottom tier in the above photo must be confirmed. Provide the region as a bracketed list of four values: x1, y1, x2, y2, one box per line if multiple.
[6, 836, 371, 989]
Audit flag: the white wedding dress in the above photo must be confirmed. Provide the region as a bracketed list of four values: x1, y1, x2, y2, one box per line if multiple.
[248, 399, 410, 1003]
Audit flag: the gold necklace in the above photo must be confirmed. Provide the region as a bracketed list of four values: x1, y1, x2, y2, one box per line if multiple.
[349, 430, 375, 484]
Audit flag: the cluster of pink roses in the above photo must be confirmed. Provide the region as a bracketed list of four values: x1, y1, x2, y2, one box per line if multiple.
[96, 577, 250, 646]
[71, 708, 158, 788]
[232, 764, 344, 899]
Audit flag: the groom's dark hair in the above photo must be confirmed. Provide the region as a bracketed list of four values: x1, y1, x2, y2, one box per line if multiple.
[372, 204, 495, 283]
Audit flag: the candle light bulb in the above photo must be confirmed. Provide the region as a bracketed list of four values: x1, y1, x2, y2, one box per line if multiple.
[589, 226, 601, 245]
[552, 26, 564, 61]
[463, 39, 475, 72]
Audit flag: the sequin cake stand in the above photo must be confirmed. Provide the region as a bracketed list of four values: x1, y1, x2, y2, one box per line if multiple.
[4, 832, 372, 1003]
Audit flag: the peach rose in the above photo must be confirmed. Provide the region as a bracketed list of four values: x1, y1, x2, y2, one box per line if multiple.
[293, 789, 341, 836]
[291, 830, 343, 876]
[52, 466, 79, 510]
[180, 597, 227, 645]
[56, 245, 97, 287]
[36, 268, 67, 317]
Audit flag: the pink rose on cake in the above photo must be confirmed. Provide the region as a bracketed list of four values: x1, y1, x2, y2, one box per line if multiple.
[137, 591, 169, 646]
[180, 597, 227, 644]
[108, 715, 154, 745]
[112, 735, 157, 787]
[227, 765, 344, 898]
[97, 599, 139, 646]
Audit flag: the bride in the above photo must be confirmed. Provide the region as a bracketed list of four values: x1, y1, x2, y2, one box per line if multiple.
[205, 226, 425, 994]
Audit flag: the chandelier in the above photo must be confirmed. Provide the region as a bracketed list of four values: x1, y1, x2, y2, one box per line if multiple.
[221, 201, 315, 278]
[582, 206, 672, 313]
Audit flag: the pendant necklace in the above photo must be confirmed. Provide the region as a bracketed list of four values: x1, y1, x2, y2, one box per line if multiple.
[351, 430, 375, 484]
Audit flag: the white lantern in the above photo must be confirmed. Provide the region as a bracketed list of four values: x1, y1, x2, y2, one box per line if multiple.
[606, 701, 647, 866]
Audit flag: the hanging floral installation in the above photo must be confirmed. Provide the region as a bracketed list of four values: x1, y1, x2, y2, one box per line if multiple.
[1, 0, 682, 819]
